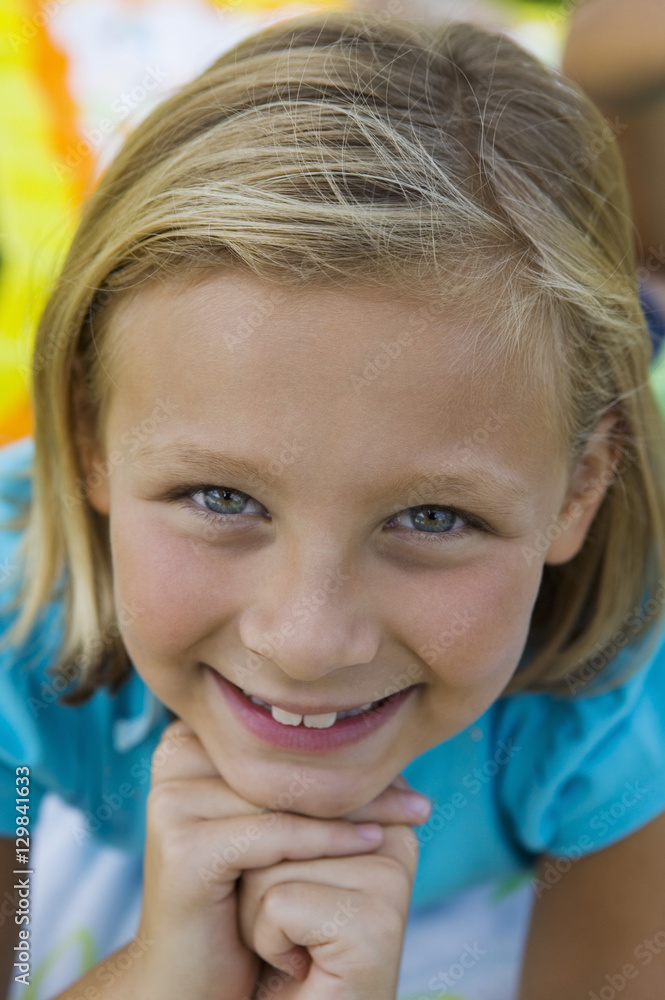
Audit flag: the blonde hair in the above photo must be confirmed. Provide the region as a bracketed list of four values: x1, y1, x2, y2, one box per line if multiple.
[3, 10, 665, 703]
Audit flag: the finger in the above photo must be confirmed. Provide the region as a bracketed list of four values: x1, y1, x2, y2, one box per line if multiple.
[252, 881, 363, 975]
[251, 881, 400, 993]
[238, 846, 417, 948]
[374, 823, 420, 882]
[341, 782, 431, 826]
[239, 857, 359, 947]
[147, 775, 266, 824]
[194, 811, 384, 889]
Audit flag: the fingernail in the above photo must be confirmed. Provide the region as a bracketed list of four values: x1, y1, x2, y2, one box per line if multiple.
[401, 793, 432, 820]
[356, 823, 383, 842]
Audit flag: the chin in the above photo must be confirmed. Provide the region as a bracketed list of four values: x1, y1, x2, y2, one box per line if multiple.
[223, 762, 378, 820]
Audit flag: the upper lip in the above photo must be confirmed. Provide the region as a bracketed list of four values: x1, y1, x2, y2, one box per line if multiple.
[216, 670, 415, 716]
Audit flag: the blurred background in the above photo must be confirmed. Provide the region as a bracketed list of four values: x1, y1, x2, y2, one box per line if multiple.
[1, 0, 664, 449]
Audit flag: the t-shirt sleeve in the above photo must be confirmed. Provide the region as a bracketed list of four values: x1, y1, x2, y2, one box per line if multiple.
[494, 621, 665, 860]
[0, 437, 82, 838]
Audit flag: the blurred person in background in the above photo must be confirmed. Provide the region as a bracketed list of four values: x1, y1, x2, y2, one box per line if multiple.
[564, 0, 665, 353]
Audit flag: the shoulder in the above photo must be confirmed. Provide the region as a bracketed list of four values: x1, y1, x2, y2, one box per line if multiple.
[493, 618, 665, 861]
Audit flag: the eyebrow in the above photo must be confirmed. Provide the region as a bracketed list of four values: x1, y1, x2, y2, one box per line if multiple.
[134, 442, 532, 516]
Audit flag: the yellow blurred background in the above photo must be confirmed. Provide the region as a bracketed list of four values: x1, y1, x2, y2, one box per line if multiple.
[0, 0, 618, 448]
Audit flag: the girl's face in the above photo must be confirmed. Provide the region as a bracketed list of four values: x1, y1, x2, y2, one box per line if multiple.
[84, 269, 615, 817]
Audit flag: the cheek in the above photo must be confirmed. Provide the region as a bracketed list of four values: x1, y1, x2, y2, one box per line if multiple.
[399, 549, 541, 687]
[109, 501, 238, 656]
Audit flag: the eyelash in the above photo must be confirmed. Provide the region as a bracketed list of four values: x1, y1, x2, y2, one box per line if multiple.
[163, 484, 490, 544]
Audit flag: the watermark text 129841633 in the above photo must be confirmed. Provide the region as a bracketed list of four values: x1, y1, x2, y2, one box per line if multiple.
[13, 766, 32, 986]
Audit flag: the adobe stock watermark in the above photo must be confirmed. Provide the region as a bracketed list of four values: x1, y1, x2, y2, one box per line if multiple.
[570, 117, 629, 174]
[70, 722, 191, 844]
[53, 66, 170, 180]
[405, 738, 522, 856]
[229, 564, 351, 688]
[5, 0, 75, 52]
[27, 599, 145, 717]
[545, 0, 579, 25]
[530, 778, 650, 899]
[20, 286, 116, 387]
[352, 0, 406, 31]
[185, 438, 305, 557]
[62, 397, 180, 510]
[0, 554, 18, 588]
[587, 929, 665, 1000]
[198, 770, 317, 888]
[61, 933, 155, 998]
[521, 442, 637, 566]
[637, 244, 665, 287]
[403, 408, 512, 496]
[423, 942, 487, 996]
[223, 285, 291, 353]
[358, 662, 425, 730]
[300, 896, 361, 946]
[418, 609, 477, 667]
[349, 331, 414, 393]
[349, 297, 452, 394]
[566, 576, 665, 693]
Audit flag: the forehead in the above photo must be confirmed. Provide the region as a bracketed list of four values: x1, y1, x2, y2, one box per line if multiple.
[99, 269, 567, 498]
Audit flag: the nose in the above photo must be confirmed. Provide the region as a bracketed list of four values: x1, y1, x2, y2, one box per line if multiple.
[237, 555, 381, 682]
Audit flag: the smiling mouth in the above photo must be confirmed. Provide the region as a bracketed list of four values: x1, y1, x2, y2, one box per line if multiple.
[210, 669, 420, 751]
[241, 689, 399, 729]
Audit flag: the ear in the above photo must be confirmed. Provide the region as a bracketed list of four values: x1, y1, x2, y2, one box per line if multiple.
[71, 354, 111, 516]
[544, 411, 623, 566]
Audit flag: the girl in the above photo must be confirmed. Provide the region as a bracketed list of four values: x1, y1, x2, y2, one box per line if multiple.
[2, 9, 665, 999]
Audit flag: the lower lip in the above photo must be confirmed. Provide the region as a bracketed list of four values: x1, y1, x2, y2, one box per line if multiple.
[209, 669, 418, 753]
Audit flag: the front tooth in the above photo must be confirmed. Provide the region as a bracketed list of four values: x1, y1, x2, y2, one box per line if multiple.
[271, 706, 303, 726]
[303, 712, 337, 729]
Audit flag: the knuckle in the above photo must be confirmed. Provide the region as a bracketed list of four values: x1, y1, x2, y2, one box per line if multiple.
[160, 718, 187, 741]
[390, 863, 415, 899]
[371, 904, 404, 943]
[370, 853, 402, 877]
[146, 780, 186, 828]
[155, 719, 190, 754]
[371, 854, 414, 896]
[159, 822, 196, 870]
[261, 881, 291, 919]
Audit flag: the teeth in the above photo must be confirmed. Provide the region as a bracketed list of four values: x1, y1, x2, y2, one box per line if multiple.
[270, 706, 339, 728]
[271, 707, 305, 726]
[303, 712, 337, 729]
[243, 690, 380, 729]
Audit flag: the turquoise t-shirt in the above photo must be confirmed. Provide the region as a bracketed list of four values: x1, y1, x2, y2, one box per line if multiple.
[2, 436, 665, 910]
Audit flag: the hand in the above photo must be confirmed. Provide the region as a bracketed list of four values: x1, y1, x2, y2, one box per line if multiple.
[239, 775, 431, 1000]
[131, 720, 396, 1000]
